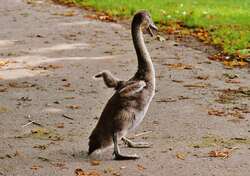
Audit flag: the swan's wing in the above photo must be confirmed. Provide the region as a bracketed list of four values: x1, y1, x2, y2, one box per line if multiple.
[118, 81, 146, 97]
[94, 70, 121, 88]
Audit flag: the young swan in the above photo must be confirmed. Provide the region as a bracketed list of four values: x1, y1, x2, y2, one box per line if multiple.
[88, 10, 157, 160]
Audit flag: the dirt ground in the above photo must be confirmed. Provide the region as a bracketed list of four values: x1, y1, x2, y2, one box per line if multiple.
[0, 0, 250, 176]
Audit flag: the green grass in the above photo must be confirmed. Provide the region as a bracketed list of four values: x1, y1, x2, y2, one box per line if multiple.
[71, 0, 250, 55]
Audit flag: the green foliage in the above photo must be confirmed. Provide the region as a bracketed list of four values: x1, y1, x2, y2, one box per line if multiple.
[74, 0, 250, 54]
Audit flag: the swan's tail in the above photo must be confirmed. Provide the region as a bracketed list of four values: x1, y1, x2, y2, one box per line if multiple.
[88, 128, 113, 155]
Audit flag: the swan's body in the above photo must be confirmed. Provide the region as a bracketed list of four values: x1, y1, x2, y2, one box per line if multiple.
[88, 11, 157, 160]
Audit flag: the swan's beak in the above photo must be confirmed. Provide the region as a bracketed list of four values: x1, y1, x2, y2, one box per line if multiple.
[147, 23, 158, 37]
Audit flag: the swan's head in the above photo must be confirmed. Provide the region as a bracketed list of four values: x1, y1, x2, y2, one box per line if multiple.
[133, 10, 158, 36]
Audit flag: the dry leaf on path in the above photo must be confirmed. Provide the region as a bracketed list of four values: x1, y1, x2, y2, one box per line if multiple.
[137, 164, 146, 171]
[166, 63, 193, 70]
[33, 144, 48, 150]
[53, 10, 76, 16]
[38, 156, 50, 162]
[156, 98, 177, 103]
[84, 14, 116, 22]
[171, 79, 184, 83]
[184, 83, 210, 88]
[225, 79, 241, 84]
[75, 168, 101, 176]
[196, 75, 209, 80]
[9, 81, 36, 88]
[51, 162, 67, 169]
[0, 60, 9, 67]
[223, 73, 239, 79]
[63, 83, 71, 87]
[30, 165, 43, 170]
[16, 127, 63, 141]
[223, 60, 248, 68]
[156, 35, 165, 42]
[208, 108, 225, 116]
[208, 150, 230, 158]
[0, 87, 8, 92]
[0, 107, 8, 113]
[56, 123, 64, 128]
[90, 160, 101, 166]
[40, 64, 63, 70]
[176, 153, 186, 160]
[66, 105, 80, 109]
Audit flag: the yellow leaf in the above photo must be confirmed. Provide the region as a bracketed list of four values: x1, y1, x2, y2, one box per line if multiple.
[0, 60, 9, 67]
[166, 63, 193, 70]
[0, 107, 8, 113]
[176, 153, 186, 160]
[90, 160, 101, 166]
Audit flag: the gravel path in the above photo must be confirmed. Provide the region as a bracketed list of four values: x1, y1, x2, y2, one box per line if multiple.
[0, 0, 249, 176]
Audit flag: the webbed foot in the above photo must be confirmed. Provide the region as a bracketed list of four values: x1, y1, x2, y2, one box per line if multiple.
[114, 152, 139, 160]
[122, 137, 152, 148]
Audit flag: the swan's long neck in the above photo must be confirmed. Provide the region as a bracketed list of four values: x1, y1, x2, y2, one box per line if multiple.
[132, 19, 155, 84]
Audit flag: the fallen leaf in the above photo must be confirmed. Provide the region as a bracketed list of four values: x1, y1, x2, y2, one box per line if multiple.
[31, 128, 50, 134]
[0, 60, 9, 67]
[30, 165, 43, 170]
[7, 52, 16, 56]
[184, 83, 210, 88]
[223, 73, 239, 79]
[26, 0, 37, 5]
[223, 60, 248, 68]
[176, 153, 186, 160]
[104, 167, 114, 174]
[32, 64, 63, 70]
[64, 96, 75, 99]
[63, 83, 71, 87]
[0, 107, 8, 113]
[208, 108, 225, 116]
[38, 156, 50, 162]
[51, 162, 67, 169]
[137, 164, 146, 171]
[192, 28, 210, 42]
[66, 105, 80, 109]
[208, 53, 227, 62]
[232, 137, 247, 141]
[75, 168, 101, 176]
[53, 10, 76, 16]
[51, 0, 75, 6]
[171, 79, 184, 83]
[208, 150, 229, 158]
[9, 81, 36, 88]
[90, 160, 101, 166]
[156, 98, 177, 103]
[228, 110, 244, 119]
[16, 127, 63, 141]
[56, 123, 64, 128]
[0, 84, 8, 92]
[33, 144, 48, 150]
[156, 35, 165, 42]
[84, 13, 116, 22]
[225, 79, 240, 84]
[195, 75, 209, 80]
[166, 63, 193, 70]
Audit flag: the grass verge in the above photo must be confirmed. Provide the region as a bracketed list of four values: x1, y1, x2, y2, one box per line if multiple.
[53, 0, 250, 61]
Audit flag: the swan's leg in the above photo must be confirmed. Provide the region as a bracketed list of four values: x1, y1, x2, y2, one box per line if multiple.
[112, 133, 139, 160]
[94, 71, 119, 88]
[122, 137, 152, 148]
